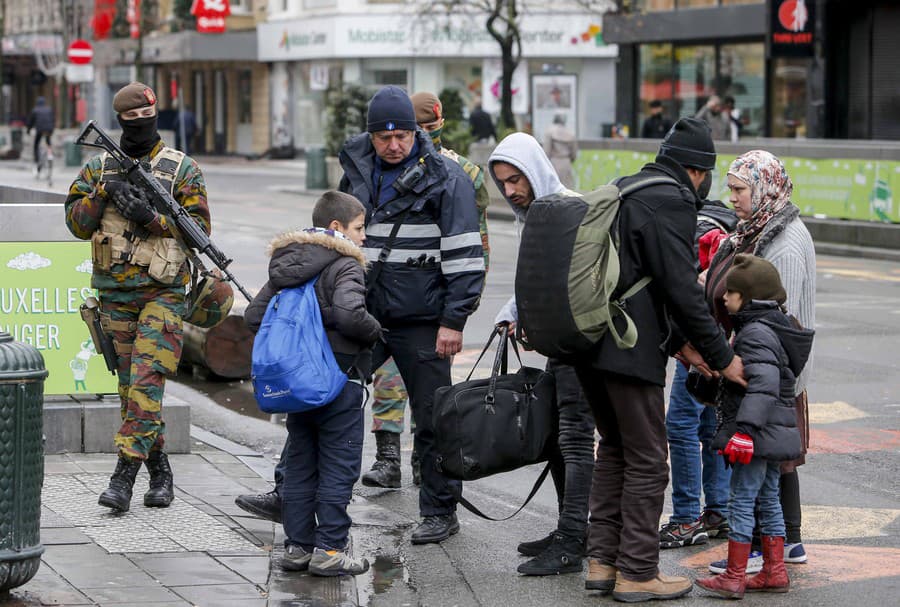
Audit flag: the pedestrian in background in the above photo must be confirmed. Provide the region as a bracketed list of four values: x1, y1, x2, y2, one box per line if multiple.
[64, 82, 209, 513]
[703, 149, 816, 576]
[542, 113, 578, 189]
[469, 99, 497, 143]
[174, 105, 198, 155]
[640, 99, 672, 139]
[695, 95, 731, 141]
[26, 96, 54, 175]
[244, 192, 382, 577]
[488, 132, 595, 577]
[695, 254, 813, 599]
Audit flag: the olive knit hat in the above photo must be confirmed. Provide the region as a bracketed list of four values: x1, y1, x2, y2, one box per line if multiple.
[725, 254, 787, 305]
[410, 91, 442, 124]
[113, 82, 157, 114]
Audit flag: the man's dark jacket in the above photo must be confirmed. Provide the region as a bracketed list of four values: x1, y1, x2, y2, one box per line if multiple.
[640, 114, 672, 139]
[244, 230, 382, 377]
[26, 99, 54, 133]
[338, 129, 484, 331]
[712, 301, 813, 461]
[581, 155, 734, 386]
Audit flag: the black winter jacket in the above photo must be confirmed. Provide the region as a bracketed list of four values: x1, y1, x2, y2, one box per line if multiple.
[26, 100, 55, 133]
[712, 301, 814, 461]
[338, 129, 484, 331]
[580, 155, 734, 386]
[244, 230, 382, 377]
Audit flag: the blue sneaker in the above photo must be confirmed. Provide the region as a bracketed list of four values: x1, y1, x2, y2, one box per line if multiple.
[785, 542, 808, 563]
[709, 550, 762, 574]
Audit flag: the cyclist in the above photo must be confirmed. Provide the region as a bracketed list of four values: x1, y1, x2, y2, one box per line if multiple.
[26, 96, 55, 176]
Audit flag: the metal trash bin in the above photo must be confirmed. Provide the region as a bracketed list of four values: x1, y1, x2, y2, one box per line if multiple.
[65, 139, 82, 167]
[0, 332, 48, 592]
[306, 147, 328, 190]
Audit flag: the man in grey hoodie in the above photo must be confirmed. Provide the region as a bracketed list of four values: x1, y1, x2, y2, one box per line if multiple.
[487, 133, 596, 577]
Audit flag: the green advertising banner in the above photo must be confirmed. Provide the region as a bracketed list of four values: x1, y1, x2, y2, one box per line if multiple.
[575, 150, 900, 223]
[0, 242, 118, 395]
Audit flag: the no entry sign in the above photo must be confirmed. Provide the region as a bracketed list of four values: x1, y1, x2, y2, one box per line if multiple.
[67, 39, 94, 65]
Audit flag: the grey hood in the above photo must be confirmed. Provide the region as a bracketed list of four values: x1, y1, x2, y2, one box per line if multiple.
[488, 132, 565, 221]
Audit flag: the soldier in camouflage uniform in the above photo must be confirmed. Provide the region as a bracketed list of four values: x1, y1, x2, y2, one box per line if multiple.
[360, 91, 491, 489]
[65, 82, 210, 512]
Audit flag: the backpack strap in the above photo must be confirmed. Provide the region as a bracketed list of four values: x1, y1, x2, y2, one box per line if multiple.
[453, 461, 552, 522]
[617, 175, 681, 199]
[366, 205, 413, 295]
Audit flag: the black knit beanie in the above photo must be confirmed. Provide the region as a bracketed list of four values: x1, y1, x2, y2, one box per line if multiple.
[657, 117, 716, 171]
[725, 254, 787, 305]
[366, 86, 416, 133]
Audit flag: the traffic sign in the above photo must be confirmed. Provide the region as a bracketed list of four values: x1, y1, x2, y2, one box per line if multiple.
[66, 63, 95, 83]
[67, 39, 93, 65]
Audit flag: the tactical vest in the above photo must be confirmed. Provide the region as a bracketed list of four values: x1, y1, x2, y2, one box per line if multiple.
[91, 148, 189, 284]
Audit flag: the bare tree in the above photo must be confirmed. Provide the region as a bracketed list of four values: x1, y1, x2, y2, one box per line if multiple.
[420, 0, 613, 130]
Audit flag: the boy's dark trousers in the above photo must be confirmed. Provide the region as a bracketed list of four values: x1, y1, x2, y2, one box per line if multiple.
[282, 381, 365, 550]
[372, 322, 459, 516]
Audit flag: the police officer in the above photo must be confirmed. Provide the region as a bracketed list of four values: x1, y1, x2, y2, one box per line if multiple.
[342, 85, 485, 544]
[65, 82, 210, 512]
[361, 90, 491, 489]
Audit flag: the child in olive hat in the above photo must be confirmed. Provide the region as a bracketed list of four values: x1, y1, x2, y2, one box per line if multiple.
[696, 254, 814, 599]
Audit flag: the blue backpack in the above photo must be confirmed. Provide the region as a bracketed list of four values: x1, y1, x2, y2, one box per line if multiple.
[251, 276, 347, 413]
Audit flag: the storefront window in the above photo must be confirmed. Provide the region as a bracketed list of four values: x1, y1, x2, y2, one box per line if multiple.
[633, 0, 760, 9]
[719, 43, 764, 136]
[770, 58, 809, 138]
[638, 43, 674, 127]
[673, 45, 716, 118]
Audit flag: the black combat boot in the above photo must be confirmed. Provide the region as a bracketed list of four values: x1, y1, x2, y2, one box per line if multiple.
[98, 455, 143, 511]
[361, 431, 401, 488]
[144, 451, 175, 507]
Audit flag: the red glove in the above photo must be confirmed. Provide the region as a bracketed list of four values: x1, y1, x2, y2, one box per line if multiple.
[722, 432, 754, 465]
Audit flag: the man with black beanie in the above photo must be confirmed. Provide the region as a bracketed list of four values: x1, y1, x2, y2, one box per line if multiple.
[64, 82, 209, 515]
[339, 85, 485, 545]
[574, 117, 746, 601]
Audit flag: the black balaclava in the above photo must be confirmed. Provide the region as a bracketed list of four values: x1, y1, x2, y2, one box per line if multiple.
[118, 114, 160, 158]
[697, 171, 713, 200]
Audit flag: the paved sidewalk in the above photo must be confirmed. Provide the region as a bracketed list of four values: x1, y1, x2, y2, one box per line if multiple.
[5, 426, 411, 607]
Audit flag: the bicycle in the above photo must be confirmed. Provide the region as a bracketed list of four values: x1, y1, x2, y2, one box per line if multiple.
[34, 132, 53, 188]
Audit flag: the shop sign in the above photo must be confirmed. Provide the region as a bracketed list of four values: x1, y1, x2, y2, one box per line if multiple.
[481, 59, 529, 115]
[258, 13, 617, 61]
[0, 242, 117, 395]
[768, 0, 815, 58]
[191, 0, 231, 34]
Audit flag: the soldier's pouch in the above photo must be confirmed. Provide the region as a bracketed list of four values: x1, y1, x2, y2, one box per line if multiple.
[91, 232, 112, 271]
[148, 238, 188, 284]
[150, 309, 183, 376]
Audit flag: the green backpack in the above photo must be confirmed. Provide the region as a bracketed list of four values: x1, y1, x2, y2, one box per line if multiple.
[514, 176, 680, 358]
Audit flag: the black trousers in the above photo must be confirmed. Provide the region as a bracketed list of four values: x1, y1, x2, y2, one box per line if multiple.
[372, 323, 458, 516]
[545, 359, 595, 539]
[575, 367, 669, 582]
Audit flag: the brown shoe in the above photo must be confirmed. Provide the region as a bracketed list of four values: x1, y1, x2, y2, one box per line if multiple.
[585, 559, 616, 594]
[612, 571, 692, 603]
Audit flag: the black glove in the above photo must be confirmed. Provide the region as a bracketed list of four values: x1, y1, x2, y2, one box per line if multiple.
[108, 183, 156, 225]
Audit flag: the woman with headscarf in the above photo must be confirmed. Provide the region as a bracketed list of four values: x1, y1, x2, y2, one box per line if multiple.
[702, 149, 816, 584]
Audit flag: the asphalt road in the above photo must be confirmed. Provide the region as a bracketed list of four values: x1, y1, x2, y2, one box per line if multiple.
[3, 157, 898, 606]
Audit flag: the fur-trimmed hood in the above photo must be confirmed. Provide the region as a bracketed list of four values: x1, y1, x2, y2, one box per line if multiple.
[265, 229, 367, 289]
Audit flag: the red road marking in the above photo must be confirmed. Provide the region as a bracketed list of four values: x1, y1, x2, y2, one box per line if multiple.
[808, 428, 900, 454]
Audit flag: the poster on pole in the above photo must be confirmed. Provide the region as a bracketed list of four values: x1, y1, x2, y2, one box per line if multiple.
[531, 74, 577, 143]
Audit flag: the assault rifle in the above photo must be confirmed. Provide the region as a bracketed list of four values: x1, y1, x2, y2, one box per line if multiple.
[75, 120, 252, 302]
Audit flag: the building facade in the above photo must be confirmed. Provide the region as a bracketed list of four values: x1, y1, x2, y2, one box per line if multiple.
[258, 1, 619, 152]
[605, 0, 900, 140]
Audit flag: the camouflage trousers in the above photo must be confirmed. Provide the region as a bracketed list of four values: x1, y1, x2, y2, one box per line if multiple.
[99, 286, 185, 461]
[371, 357, 414, 434]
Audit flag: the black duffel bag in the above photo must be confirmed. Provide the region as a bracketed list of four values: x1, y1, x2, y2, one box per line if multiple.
[433, 324, 557, 483]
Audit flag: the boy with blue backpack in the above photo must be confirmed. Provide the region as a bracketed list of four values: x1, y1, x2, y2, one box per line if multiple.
[244, 191, 382, 576]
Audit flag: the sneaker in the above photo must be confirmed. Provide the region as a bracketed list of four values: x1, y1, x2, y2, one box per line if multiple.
[659, 519, 709, 549]
[281, 544, 312, 571]
[517, 531, 555, 556]
[785, 542, 808, 563]
[516, 532, 584, 576]
[308, 547, 370, 576]
[709, 550, 763, 574]
[234, 490, 282, 523]
[700, 510, 730, 538]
